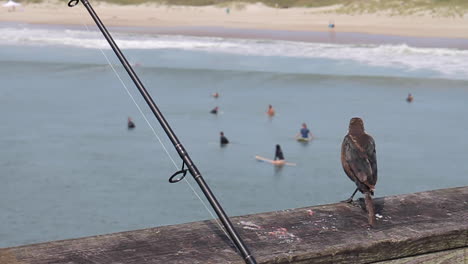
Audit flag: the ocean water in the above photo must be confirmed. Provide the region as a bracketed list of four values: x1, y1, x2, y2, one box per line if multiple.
[1, 23, 468, 248]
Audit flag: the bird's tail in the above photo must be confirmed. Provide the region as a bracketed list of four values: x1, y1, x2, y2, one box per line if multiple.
[364, 192, 376, 227]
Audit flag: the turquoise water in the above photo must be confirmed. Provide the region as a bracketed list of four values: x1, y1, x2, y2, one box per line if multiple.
[1, 23, 468, 247]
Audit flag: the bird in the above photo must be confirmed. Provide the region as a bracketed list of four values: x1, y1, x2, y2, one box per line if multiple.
[341, 117, 378, 227]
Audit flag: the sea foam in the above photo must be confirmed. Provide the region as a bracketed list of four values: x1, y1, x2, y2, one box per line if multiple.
[1, 26, 468, 79]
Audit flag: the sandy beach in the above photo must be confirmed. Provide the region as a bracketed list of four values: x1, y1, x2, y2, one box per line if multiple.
[1, 0, 468, 40]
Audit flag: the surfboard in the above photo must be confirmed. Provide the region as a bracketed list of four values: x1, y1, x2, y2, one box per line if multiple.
[296, 137, 311, 142]
[255, 155, 296, 166]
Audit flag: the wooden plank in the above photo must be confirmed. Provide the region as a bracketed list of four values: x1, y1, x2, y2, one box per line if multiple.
[1, 186, 467, 264]
[373, 247, 467, 264]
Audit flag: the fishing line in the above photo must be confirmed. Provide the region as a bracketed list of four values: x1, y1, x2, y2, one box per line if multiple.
[68, 3, 257, 262]
[72, 8, 233, 243]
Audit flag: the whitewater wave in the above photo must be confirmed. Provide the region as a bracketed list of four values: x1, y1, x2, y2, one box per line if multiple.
[1, 26, 468, 79]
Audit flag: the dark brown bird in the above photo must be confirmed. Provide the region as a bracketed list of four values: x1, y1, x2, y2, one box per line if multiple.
[341, 117, 378, 226]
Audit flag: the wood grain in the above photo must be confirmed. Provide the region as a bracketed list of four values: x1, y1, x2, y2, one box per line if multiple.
[1, 186, 467, 264]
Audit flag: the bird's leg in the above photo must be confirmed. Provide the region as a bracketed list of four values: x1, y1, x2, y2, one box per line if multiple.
[342, 188, 359, 203]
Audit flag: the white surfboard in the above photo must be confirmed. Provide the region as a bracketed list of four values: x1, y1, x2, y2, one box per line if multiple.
[255, 155, 296, 166]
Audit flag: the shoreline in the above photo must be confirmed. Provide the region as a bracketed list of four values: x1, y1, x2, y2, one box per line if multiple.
[112, 25, 468, 49]
[4, 22, 468, 50]
[1, 2, 468, 47]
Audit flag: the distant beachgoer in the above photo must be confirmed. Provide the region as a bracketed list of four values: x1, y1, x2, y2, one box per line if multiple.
[296, 123, 312, 139]
[127, 117, 135, 129]
[220, 131, 229, 145]
[210, 106, 219, 114]
[274, 144, 284, 161]
[267, 104, 275, 117]
[212, 92, 219, 98]
[5, 0, 20, 12]
[226, 7, 230, 14]
[406, 93, 414, 103]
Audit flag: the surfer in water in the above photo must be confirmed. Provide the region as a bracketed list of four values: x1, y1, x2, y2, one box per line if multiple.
[267, 104, 275, 117]
[210, 106, 219, 114]
[254, 145, 295, 166]
[212, 92, 219, 98]
[296, 123, 313, 139]
[127, 117, 135, 129]
[220, 131, 229, 146]
[406, 93, 414, 103]
[274, 144, 284, 161]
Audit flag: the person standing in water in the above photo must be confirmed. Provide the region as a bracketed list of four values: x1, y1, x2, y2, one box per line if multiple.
[210, 106, 219, 114]
[127, 117, 135, 129]
[267, 104, 275, 117]
[220, 131, 229, 145]
[296, 123, 313, 139]
[274, 144, 284, 161]
[406, 93, 414, 103]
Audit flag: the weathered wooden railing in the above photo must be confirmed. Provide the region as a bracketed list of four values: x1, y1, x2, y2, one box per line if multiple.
[1, 186, 467, 264]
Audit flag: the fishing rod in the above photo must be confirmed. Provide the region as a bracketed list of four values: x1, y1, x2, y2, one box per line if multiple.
[67, 0, 257, 263]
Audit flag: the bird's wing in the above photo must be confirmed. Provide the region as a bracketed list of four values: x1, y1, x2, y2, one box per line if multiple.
[343, 135, 373, 186]
[366, 135, 378, 186]
[341, 136, 356, 182]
